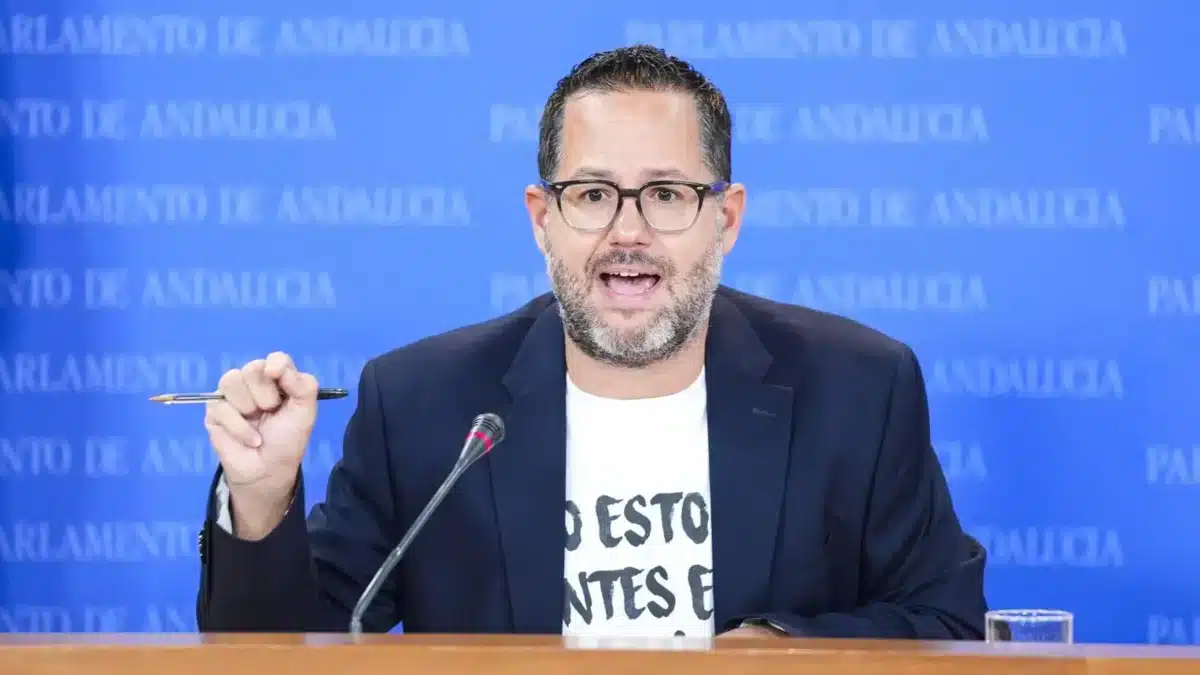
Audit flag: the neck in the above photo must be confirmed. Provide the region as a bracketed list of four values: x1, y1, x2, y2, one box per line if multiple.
[564, 328, 708, 399]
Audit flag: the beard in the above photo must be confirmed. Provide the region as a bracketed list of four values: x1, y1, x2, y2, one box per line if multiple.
[544, 227, 723, 369]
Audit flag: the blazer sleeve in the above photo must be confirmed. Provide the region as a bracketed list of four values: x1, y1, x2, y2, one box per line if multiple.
[729, 346, 988, 639]
[197, 359, 403, 632]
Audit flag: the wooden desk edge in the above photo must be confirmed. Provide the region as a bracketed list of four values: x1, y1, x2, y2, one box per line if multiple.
[0, 633, 1197, 660]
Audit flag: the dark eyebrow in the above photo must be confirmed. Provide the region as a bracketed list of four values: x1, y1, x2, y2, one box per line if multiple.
[641, 167, 690, 181]
[567, 166, 616, 181]
[565, 166, 692, 182]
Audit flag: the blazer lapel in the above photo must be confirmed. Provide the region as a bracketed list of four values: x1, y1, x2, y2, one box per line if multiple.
[705, 290, 795, 630]
[490, 301, 568, 633]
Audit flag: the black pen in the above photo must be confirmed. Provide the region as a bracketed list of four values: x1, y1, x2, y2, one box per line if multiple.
[148, 388, 349, 405]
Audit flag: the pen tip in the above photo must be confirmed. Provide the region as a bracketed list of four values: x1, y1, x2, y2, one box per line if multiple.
[148, 395, 170, 402]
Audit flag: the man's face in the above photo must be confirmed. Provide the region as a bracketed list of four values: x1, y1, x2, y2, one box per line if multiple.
[525, 89, 745, 369]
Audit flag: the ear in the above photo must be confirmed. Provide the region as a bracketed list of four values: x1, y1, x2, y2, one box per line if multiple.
[717, 182, 746, 255]
[525, 184, 551, 254]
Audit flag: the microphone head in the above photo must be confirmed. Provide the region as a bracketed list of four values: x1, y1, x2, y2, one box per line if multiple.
[472, 413, 505, 446]
[458, 413, 505, 466]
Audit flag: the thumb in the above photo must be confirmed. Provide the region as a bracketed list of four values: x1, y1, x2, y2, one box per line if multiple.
[279, 369, 319, 405]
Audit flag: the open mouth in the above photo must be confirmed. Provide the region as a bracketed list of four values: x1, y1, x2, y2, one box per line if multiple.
[599, 271, 662, 296]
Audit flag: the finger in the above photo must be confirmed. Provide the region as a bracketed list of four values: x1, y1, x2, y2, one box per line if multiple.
[217, 368, 257, 416]
[279, 370, 318, 402]
[205, 400, 262, 448]
[205, 415, 257, 472]
[263, 351, 296, 379]
[241, 358, 282, 412]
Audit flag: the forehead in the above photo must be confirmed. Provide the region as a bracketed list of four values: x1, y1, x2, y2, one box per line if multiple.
[557, 89, 705, 181]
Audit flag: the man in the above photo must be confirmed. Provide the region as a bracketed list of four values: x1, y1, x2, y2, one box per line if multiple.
[197, 45, 987, 639]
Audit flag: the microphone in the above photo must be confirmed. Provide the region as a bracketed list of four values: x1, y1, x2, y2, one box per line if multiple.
[348, 412, 505, 635]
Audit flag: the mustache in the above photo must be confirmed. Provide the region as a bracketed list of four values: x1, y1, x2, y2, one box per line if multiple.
[586, 250, 675, 277]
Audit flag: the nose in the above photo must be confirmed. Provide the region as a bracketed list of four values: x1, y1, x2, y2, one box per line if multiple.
[607, 194, 652, 247]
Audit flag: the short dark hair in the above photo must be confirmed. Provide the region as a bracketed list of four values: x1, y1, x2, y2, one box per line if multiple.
[537, 45, 732, 183]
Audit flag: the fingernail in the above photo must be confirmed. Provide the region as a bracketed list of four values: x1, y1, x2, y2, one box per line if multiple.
[251, 434, 263, 448]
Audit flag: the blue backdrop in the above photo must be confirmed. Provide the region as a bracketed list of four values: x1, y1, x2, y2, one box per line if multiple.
[1, 0, 1197, 644]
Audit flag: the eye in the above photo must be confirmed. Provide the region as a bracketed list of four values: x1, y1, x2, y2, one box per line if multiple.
[563, 183, 616, 205]
[651, 187, 684, 202]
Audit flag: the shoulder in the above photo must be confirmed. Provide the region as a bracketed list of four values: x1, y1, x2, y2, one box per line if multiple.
[364, 294, 554, 391]
[717, 286, 917, 384]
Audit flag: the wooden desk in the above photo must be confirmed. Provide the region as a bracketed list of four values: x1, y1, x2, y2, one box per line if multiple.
[2, 634, 1198, 675]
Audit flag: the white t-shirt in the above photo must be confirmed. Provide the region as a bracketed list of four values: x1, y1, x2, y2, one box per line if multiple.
[562, 369, 715, 639]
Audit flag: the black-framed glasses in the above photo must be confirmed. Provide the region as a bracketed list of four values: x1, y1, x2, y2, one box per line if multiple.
[540, 178, 729, 233]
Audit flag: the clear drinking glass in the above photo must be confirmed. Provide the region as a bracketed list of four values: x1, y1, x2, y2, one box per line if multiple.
[985, 609, 1074, 643]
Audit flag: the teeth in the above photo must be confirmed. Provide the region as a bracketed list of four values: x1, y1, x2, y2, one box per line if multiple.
[610, 271, 646, 277]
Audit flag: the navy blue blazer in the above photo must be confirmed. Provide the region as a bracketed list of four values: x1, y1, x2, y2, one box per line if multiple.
[197, 287, 987, 638]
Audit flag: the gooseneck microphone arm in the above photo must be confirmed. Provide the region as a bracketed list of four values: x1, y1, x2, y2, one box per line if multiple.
[348, 462, 468, 634]
[348, 413, 505, 635]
